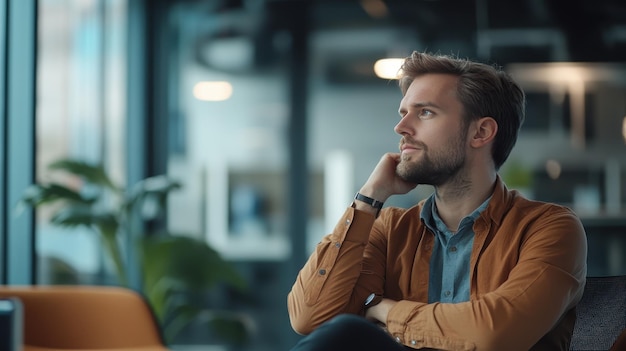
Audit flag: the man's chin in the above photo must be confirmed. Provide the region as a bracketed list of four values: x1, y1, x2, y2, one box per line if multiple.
[396, 162, 415, 181]
[398, 153, 411, 164]
[398, 158, 418, 171]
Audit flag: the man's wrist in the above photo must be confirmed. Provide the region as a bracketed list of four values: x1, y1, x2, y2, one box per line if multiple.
[354, 193, 384, 217]
[365, 298, 394, 325]
[355, 193, 384, 209]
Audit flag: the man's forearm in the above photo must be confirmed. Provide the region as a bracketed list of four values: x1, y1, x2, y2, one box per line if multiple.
[287, 206, 378, 334]
[365, 298, 397, 325]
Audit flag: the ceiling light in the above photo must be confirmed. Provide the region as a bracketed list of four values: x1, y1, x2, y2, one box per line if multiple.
[193, 81, 233, 101]
[373, 58, 404, 79]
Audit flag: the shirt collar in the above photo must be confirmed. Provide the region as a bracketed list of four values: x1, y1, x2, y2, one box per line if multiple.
[420, 189, 493, 233]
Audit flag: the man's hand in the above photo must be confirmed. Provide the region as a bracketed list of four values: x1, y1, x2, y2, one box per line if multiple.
[365, 298, 398, 325]
[358, 153, 418, 203]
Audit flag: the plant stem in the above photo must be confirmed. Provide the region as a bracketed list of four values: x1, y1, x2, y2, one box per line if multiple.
[100, 229, 129, 286]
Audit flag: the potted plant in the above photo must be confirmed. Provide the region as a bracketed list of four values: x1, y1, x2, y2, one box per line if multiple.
[18, 159, 250, 346]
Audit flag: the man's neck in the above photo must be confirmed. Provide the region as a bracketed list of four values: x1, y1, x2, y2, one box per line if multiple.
[433, 171, 496, 232]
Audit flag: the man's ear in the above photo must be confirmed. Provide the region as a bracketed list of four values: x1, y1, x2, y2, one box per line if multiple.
[469, 117, 497, 148]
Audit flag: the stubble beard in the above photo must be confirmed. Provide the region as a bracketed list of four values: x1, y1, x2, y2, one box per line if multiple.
[396, 136, 467, 187]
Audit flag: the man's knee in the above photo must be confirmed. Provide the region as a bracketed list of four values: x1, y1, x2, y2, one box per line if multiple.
[326, 314, 370, 331]
[290, 314, 403, 351]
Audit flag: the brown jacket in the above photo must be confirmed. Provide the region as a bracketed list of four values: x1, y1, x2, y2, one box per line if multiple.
[288, 177, 587, 351]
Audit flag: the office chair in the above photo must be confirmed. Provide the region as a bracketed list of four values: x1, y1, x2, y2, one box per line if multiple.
[570, 275, 626, 351]
[0, 285, 169, 351]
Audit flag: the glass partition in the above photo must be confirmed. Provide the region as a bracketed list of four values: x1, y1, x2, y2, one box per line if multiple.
[36, 0, 127, 285]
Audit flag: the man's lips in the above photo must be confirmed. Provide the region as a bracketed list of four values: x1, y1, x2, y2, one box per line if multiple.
[400, 144, 421, 153]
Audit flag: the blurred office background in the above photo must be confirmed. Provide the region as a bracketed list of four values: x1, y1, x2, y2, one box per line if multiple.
[2, 0, 626, 350]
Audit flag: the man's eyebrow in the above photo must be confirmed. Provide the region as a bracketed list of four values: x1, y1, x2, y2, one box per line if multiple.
[398, 101, 442, 114]
[413, 101, 441, 109]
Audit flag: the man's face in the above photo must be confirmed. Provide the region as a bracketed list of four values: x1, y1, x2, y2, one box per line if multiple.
[394, 73, 469, 186]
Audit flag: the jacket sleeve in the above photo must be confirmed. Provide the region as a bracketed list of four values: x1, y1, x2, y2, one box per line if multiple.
[287, 205, 388, 335]
[384, 207, 587, 351]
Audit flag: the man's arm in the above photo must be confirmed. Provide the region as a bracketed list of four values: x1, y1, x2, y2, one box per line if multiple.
[367, 207, 587, 351]
[287, 206, 384, 334]
[288, 153, 417, 335]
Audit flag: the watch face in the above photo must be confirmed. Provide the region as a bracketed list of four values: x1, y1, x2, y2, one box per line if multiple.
[364, 292, 376, 306]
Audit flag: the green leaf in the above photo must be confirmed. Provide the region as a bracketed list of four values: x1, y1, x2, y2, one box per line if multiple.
[139, 235, 247, 293]
[125, 176, 182, 218]
[50, 206, 117, 229]
[49, 159, 119, 190]
[19, 183, 96, 207]
[144, 276, 185, 321]
[161, 298, 202, 341]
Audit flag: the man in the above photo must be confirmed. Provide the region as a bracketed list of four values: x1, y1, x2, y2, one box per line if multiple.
[287, 51, 587, 351]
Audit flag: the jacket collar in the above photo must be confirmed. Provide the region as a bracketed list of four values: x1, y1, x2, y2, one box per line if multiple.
[480, 174, 513, 227]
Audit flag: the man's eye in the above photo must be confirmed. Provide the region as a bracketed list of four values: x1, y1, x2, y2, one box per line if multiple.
[420, 109, 434, 118]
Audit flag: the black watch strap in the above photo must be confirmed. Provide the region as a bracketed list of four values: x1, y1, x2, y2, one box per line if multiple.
[354, 192, 384, 210]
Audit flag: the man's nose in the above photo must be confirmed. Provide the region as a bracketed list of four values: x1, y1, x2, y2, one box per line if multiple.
[394, 116, 411, 135]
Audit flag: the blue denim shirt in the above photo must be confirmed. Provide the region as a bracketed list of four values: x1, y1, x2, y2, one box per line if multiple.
[421, 194, 491, 303]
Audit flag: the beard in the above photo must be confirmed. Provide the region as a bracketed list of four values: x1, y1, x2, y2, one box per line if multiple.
[396, 133, 467, 186]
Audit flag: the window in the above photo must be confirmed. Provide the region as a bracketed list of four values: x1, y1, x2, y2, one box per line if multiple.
[36, 0, 127, 285]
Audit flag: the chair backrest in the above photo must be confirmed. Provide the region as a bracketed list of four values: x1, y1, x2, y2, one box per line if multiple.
[0, 285, 168, 350]
[570, 275, 626, 351]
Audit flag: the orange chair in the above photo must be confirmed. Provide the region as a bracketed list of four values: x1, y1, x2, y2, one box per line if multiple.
[0, 285, 169, 351]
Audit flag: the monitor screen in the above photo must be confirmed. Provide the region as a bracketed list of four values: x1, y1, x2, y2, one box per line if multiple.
[0, 298, 23, 351]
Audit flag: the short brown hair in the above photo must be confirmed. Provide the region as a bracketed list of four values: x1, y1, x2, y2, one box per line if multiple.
[398, 51, 526, 170]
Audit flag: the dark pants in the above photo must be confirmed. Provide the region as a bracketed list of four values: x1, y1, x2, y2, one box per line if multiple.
[289, 314, 408, 351]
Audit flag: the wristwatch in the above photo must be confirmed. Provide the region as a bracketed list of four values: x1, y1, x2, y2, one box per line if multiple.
[354, 192, 384, 216]
[364, 292, 383, 307]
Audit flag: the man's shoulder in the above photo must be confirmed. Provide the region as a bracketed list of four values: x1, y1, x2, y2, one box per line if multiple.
[499, 191, 584, 236]
[508, 190, 578, 218]
[477, 185, 583, 235]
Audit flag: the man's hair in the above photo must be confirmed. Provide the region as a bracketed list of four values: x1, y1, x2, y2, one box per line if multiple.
[398, 51, 526, 170]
